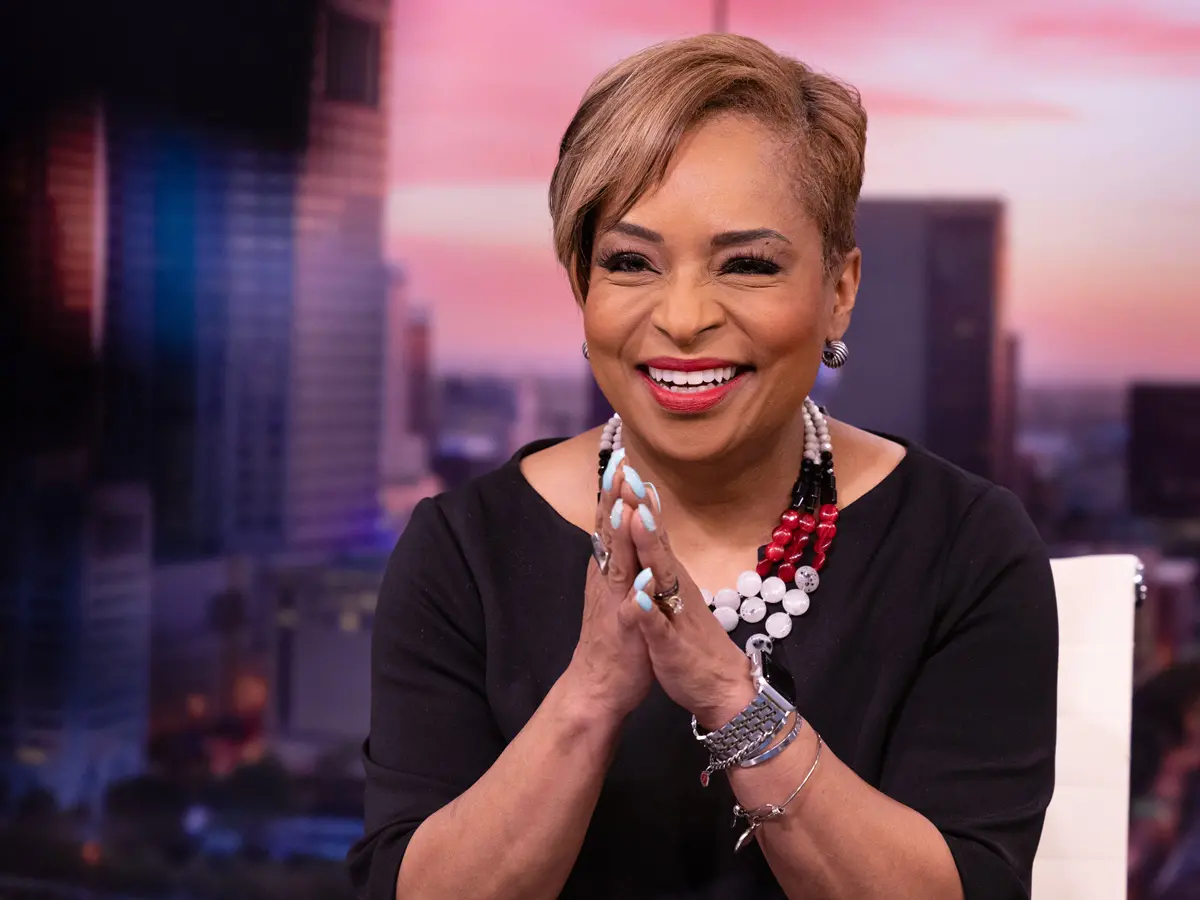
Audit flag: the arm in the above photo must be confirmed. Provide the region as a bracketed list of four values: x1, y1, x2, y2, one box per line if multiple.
[630, 485, 1058, 900]
[731, 487, 1057, 899]
[348, 465, 652, 900]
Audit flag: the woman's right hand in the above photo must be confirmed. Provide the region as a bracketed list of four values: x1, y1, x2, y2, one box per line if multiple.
[562, 449, 656, 722]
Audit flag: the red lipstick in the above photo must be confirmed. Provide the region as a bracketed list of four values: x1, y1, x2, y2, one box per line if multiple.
[638, 358, 750, 415]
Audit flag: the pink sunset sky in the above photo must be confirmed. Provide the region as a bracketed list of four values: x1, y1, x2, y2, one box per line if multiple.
[385, 0, 1200, 385]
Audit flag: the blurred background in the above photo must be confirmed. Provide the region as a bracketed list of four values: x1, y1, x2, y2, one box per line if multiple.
[0, 0, 1197, 897]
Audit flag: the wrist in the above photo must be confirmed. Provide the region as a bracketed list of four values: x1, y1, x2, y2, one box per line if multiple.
[553, 664, 632, 737]
[693, 657, 758, 731]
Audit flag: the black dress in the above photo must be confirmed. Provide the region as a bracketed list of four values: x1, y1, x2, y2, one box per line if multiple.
[347, 437, 1058, 900]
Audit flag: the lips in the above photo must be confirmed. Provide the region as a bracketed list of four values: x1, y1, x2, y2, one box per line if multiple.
[637, 358, 752, 414]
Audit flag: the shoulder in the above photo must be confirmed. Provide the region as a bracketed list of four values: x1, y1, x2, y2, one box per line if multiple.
[390, 432, 598, 577]
[897, 444, 1055, 645]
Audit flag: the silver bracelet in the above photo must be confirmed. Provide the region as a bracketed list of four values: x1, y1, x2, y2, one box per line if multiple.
[692, 695, 788, 786]
[739, 714, 803, 769]
[732, 729, 824, 852]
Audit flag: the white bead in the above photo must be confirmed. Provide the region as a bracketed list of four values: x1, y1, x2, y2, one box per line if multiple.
[766, 611, 793, 639]
[701, 588, 713, 607]
[739, 596, 767, 623]
[735, 570, 762, 598]
[783, 589, 811, 616]
[745, 633, 770, 656]
[761, 576, 787, 604]
[820, 442, 833, 454]
[713, 588, 741, 610]
[600, 438, 613, 450]
[713, 606, 740, 632]
[795, 565, 819, 593]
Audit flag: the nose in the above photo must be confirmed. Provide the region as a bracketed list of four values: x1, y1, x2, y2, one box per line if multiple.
[649, 276, 725, 348]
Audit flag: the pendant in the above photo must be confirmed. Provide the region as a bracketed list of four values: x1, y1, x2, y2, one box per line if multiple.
[699, 769, 711, 788]
[734, 823, 758, 853]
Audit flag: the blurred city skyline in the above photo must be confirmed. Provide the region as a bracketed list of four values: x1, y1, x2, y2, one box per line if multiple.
[385, 0, 1200, 385]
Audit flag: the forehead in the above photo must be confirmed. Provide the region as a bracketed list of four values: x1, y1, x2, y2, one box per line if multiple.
[617, 113, 810, 239]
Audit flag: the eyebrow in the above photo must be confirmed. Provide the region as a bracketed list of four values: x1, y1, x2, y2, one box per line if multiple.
[608, 221, 791, 248]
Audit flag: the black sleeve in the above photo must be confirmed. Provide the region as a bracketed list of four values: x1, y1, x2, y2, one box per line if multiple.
[346, 497, 505, 899]
[878, 486, 1058, 900]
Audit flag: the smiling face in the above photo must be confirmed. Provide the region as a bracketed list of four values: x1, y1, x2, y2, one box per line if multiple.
[584, 113, 861, 462]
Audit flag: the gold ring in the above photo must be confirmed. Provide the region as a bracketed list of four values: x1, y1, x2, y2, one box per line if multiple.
[653, 579, 684, 616]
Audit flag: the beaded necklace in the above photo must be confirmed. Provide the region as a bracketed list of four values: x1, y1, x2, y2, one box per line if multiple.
[596, 398, 839, 650]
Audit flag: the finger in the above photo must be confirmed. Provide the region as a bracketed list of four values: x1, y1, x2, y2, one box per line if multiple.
[628, 583, 677, 646]
[594, 454, 641, 589]
[628, 502, 680, 604]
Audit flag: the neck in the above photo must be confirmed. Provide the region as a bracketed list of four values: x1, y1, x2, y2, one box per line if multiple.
[619, 411, 809, 549]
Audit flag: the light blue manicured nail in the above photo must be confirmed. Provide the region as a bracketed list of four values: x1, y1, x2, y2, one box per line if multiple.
[602, 447, 626, 493]
[636, 590, 653, 612]
[644, 481, 661, 513]
[634, 567, 653, 590]
[638, 505, 656, 532]
[610, 498, 624, 529]
[624, 465, 646, 499]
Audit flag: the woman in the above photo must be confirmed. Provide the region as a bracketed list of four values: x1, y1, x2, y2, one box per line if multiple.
[348, 34, 1057, 900]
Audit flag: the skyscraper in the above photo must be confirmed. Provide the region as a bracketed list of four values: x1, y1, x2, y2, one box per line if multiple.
[824, 199, 1006, 480]
[101, 0, 391, 560]
[2, 468, 152, 811]
[280, 0, 390, 552]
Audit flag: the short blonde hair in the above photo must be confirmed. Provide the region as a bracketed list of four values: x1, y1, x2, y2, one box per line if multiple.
[549, 34, 867, 301]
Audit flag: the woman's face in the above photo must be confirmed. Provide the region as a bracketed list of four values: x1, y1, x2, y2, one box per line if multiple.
[584, 113, 860, 463]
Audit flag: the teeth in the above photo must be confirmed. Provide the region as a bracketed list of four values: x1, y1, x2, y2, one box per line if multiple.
[647, 366, 738, 391]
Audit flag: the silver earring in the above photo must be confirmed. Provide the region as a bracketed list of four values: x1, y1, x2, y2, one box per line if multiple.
[582, 341, 589, 360]
[821, 339, 849, 369]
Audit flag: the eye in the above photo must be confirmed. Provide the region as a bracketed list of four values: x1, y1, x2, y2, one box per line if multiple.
[721, 254, 781, 276]
[597, 250, 656, 274]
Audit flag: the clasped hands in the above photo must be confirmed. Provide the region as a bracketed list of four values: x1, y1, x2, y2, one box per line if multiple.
[567, 449, 756, 730]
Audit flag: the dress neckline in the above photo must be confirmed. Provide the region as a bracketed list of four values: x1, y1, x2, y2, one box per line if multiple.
[506, 432, 914, 542]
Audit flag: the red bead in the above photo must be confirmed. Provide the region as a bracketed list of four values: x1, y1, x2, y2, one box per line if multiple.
[796, 513, 817, 534]
[819, 504, 839, 523]
[812, 551, 827, 571]
[771, 526, 793, 544]
[816, 522, 836, 548]
[777, 563, 796, 582]
[765, 543, 786, 562]
[780, 509, 801, 529]
[755, 558, 774, 578]
[786, 534, 809, 564]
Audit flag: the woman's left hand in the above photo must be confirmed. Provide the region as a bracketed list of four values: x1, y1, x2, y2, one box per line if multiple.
[627, 495, 757, 730]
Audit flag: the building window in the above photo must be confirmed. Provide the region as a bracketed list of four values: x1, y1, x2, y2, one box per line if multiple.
[325, 11, 380, 107]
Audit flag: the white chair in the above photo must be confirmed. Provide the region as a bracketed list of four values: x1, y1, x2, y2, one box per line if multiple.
[1032, 555, 1139, 899]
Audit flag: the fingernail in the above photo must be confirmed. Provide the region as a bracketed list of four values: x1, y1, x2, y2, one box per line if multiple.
[644, 481, 661, 513]
[634, 567, 653, 590]
[610, 498, 624, 530]
[638, 505, 656, 532]
[602, 447, 626, 493]
[636, 590, 653, 612]
[624, 465, 646, 499]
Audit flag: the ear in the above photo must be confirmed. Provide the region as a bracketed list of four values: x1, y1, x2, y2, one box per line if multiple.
[829, 247, 861, 340]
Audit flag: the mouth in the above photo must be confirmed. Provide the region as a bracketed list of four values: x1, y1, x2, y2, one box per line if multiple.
[637, 357, 754, 414]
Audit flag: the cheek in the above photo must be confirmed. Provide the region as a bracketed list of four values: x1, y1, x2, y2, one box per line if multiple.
[583, 284, 643, 350]
[740, 293, 824, 364]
